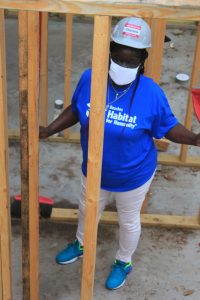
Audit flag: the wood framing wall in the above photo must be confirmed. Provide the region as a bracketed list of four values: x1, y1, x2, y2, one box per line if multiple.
[7, 16, 200, 167]
[0, 9, 12, 300]
[81, 16, 111, 299]
[0, 1, 200, 300]
[18, 11, 40, 300]
[0, 0, 200, 19]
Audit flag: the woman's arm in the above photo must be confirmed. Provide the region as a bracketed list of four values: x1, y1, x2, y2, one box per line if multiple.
[165, 123, 200, 146]
[39, 105, 79, 139]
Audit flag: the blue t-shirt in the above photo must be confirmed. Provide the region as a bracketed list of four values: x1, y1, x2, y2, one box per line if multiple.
[71, 68, 178, 192]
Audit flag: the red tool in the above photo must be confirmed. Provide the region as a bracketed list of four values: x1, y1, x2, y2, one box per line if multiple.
[192, 88, 200, 122]
[11, 194, 54, 219]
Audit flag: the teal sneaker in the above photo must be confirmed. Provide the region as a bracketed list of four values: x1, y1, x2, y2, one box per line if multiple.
[55, 240, 83, 265]
[105, 260, 133, 290]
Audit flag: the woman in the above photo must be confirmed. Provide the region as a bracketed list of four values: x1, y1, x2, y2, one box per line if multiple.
[40, 17, 200, 290]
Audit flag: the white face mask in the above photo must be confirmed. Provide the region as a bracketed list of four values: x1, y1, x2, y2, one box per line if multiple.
[109, 58, 139, 86]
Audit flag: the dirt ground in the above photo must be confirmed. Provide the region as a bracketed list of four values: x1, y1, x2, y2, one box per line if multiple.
[5, 17, 200, 299]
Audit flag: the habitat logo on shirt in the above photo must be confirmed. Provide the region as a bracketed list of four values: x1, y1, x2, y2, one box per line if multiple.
[85, 103, 137, 130]
[106, 105, 137, 130]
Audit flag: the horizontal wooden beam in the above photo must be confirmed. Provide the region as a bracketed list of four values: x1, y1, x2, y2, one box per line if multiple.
[8, 129, 200, 166]
[158, 153, 200, 167]
[8, 129, 170, 150]
[50, 208, 200, 230]
[8, 128, 80, 143]
[0, 1, 200, 20]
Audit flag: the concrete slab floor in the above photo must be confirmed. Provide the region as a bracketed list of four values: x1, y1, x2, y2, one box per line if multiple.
[4, 17, 200, 299]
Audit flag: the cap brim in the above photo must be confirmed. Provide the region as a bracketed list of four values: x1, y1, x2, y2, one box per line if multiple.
[111, 35, 151, 49]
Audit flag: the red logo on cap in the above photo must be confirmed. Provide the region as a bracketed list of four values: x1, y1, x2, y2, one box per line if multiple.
[123, 23, 141, 38]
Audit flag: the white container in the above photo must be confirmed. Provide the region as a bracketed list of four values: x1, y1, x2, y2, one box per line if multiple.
[175, 73, 190, 82]
[53, 99, 64, 136]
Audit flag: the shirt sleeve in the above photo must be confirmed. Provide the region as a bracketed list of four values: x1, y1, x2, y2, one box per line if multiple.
[151, 89, 179, 139]
[71, 76, 83, 117]
[71, 69, 91, 118]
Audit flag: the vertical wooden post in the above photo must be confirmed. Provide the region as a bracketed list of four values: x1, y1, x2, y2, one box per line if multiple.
[142, 18, 166, 212]
[81, 16, 111, 300]
[180, 22, 200, 162]
[28, 12, 40, 299]
[40, 12, 48, 127]
[18, 11, 30, 299]
[18, 11, 40, 300]
[0, 9, 13, 300]
[145, 18, 166, 83]
[63, 14, 73, 138]
[0, 257, 2, 299]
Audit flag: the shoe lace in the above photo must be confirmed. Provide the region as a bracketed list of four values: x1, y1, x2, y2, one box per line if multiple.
[111, 260, 132, 276]
[68, 240, 83, 252]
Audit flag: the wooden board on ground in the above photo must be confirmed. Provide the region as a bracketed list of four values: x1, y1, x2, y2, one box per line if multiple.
[50, 208, 200, 230]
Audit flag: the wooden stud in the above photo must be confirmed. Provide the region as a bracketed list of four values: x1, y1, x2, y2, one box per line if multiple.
[8, 129, 170, 151]
[7, 130, 200, 166]
[8, 129, 200, 166]
[50, 208, 200, 230]
[0, 254, 2, 300]
[64, 13, 72, 107]
[40, 12, 48, 127]
[180, 22, 200, 162]
[142, 213, 200, 229]
[18, 11, 30, 299]
[0, 9, 13, 300]
[19, 10, 40, 300]
[145, 18, 166, 83]
[142, 18, 169, 217]
[28, 11, 40, 300]
[0, 1, 200, 20]
[81, 15, 111, 300]
[158, 153, 200, 166]
[63, 14, 73, 137]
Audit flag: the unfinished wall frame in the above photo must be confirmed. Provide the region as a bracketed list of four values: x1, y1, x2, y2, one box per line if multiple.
[18, 10, 40, 300]
[0, 1, 200, 300]
[8, 16, 200, 167]
[0, 9, 12, 300]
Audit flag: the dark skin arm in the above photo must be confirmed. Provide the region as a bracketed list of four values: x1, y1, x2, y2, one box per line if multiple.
[39, 105, 79, 139]
[40, 108, 200, 146]
[165, 123, 200, 146]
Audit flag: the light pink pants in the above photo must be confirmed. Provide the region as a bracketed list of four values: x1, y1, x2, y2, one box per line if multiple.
[76, 173, 154, 263]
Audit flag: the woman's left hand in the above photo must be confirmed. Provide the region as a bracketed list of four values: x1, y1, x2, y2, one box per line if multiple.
[166, 123, 200, 146]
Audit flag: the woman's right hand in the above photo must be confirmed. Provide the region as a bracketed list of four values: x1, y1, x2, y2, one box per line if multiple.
[39, 106, 79, 139]
[39, 126, 50, 139]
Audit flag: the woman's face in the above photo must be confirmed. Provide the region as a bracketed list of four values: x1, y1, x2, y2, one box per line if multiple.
[110, 45, 142, 69]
